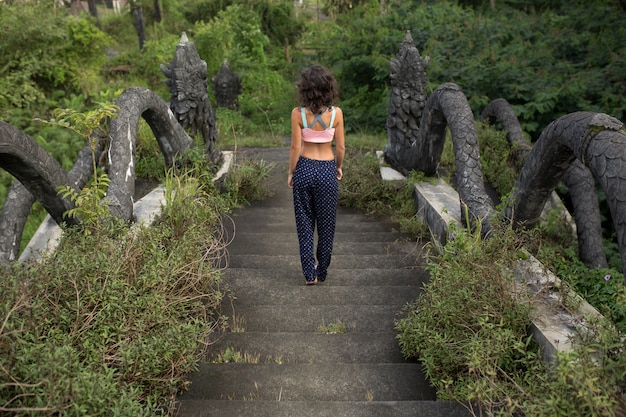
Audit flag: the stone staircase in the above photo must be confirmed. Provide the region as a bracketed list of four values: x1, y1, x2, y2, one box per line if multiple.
[175, 147, 471, 417]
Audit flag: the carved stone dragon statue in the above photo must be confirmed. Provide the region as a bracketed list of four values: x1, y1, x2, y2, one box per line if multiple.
[384, 31, 626, 279]
[160, 32, 221, 165]
[0, 33, 220, 262]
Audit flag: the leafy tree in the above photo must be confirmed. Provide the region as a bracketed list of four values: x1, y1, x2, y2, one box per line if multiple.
[314, 1, 625, 138]
[0, 1, 110, 124]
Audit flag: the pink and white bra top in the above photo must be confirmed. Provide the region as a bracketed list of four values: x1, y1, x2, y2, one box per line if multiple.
[301, 106, 336, 143]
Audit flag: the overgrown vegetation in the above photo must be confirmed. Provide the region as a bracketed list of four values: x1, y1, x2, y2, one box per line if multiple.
[2, 0, 626, 415]
[340, 126, 626, 415]
[0, 155, 272, 415]
[339, 147, 429, 238]
[396, 224, 623, 416]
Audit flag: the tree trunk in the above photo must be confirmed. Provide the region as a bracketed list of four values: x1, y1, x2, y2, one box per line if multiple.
[153, 0, 162, 23]
[131, 2, 146, 50]
[88, 0, 99, 20]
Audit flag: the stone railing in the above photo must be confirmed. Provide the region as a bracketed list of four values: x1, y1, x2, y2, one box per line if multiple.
[378, 151, 603, 363]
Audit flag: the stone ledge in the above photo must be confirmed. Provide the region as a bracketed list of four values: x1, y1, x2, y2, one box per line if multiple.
[19, 151, 234, 263]
[377, 157, 602, 363]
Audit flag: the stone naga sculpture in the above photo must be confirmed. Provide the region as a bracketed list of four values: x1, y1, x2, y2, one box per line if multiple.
[106, 87, 194, 222]
[384, 32, 493, 235]
[213, 60, 242, 110]
[384, 31, 430, 175]
[0, 121, 81, 231]
[0, 32, 217, 256]
[0, 85, 195, 263]
[507, 112, 626, 274]
[481, 99, 608, 269]
[161, 32, 221, 165]
[0, 131, 107, 263]
[385, 33, 626, 278]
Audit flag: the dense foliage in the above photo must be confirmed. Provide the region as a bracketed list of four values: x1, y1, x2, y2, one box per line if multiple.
[341, 137, 626, 416]
[317, 0, 625, 137]
[0, 155, 272, 415]
[1, 0, 625, 413]
[396, 225, 622, 416]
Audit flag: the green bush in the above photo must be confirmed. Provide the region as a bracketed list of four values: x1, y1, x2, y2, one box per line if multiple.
[396, 225, 623, 415]
[0, 2, 110, 119]
[238, 67, 295, 137]
[314, 1, 626, 139]
[0, 184, 226, 414]
[338, 146, 428, 238]
[221, 157, 274, 207]
[0, 148, 274, 414]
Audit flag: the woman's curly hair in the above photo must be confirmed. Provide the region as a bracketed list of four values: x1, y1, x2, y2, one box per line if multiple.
[297, 65, 339, 114]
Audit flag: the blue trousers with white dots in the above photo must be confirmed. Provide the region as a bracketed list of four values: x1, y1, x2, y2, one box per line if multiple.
[292, 157, 338, 283]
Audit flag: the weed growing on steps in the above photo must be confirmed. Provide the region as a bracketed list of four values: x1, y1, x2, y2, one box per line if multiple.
[214, 348, 260, 364]
[317, 320, 347, 334]
[0, 156, 273, 415]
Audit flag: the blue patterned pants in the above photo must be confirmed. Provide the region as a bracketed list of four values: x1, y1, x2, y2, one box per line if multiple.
[292, 157, 338, 283]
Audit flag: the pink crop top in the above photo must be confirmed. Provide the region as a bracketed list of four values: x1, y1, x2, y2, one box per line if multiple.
[301, 107, 336, 143]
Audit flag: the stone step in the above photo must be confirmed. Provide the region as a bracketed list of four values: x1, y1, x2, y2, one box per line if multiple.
[219, 267, 428, 287]
[180, 363, 436, 402]
[174, 147, 476, 417]
[226, 238, 422, 256]
[204, 331, 407, 364]
[230, 207, 400, 223]
[176, 399, 472, 417]
[221, 278, 420, 307]
[224, 219, 405, 234]
[225, 254, 420, 270]
[218, 304, 407, 333]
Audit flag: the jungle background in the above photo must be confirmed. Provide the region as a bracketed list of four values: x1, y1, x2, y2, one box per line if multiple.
[1, 0, 625, 257]
[2, 0, 626, 415]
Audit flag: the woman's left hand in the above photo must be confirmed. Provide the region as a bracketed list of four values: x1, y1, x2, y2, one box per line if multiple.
[336, 168, 343, 181]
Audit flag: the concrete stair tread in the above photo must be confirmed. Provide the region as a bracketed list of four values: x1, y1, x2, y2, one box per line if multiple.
[205, 331, 408, 363]
[183, 362, 435, 401]
[221, 267, 428, 286]
[219, 304, 407, 333]
[227, 239, 423, 256]
[176, 400, 471, 417]
[226, 254, 420, 269]
[221, 280, 421, 306]
[230, 209, 403, 223]
[175, 147, 472, 416]
[224, 221, 405, 234]
[176, 399, 472, 417]
[227, 231, 412, 243]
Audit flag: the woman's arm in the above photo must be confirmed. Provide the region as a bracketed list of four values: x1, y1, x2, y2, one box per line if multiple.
[333, 107, 345, 180]
[288, 107, 303, 188]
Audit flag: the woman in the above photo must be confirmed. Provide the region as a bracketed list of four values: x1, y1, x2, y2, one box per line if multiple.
[288, 65, 345, 286]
